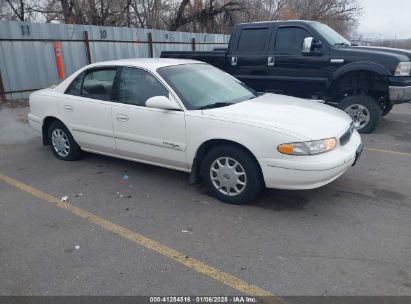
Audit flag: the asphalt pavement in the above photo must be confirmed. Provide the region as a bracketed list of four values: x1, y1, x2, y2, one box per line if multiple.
[0, 103, 410, 298]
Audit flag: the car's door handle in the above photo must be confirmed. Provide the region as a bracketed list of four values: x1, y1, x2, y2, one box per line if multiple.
[116, 114, 129, 122]
[231, 56, 237, 66]
[267, 56, 275, 67]
[64, 105, 74, 112]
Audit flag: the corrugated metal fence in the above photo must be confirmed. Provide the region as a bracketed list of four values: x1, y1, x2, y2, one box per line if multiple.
[0, 21, 230, 100]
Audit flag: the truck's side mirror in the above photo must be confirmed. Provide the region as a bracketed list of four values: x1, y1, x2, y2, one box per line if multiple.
[302, 37, 314, 54]
[302, 37, 323, 56]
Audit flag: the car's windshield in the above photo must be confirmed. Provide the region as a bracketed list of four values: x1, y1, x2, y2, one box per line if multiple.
[311, 22, 351, 46]
[157, 64, 256, 110]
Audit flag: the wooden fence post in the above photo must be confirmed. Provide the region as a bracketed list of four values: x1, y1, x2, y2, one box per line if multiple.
[83, 31, 92, 64]
[147, 32, 154, 58]
[191, 38, 196, 51]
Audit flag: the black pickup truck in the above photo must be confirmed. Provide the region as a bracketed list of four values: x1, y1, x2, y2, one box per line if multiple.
[161, 20, 411, 133]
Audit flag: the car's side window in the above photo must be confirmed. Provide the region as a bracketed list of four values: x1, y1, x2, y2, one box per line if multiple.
[81, 68, 117, 101]
[117, 67, 169, 107]
[274, 27, 312, 54]
[65, 73, 84, 96]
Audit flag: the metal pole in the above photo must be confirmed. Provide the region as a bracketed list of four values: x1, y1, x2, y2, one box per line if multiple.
[0, 70, 6, 100]
[147, 32, 154, 58]
[191, 38, 196, 51]
[83, 31, 92, 64]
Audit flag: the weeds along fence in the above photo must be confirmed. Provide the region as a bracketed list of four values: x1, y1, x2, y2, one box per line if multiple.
[0, 21, 230, 100]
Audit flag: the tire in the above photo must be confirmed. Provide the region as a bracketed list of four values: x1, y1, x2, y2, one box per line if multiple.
[338, 95, 382, 134]
[47, 120, 82, 161]
[201, 144, 263, 204]
[382, 102, 394, 117]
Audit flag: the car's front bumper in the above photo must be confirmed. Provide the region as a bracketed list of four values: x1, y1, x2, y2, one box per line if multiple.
[259, 131, 362, 190]
[27, 113, 42, 136]
[388, 76, 411, 104]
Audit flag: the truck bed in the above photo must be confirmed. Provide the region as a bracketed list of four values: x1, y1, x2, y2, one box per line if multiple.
[161, 50, 227, 70]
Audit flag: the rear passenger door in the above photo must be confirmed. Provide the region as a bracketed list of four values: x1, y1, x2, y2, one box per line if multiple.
[268, 26, 329, 98]
[228, 25, 272, 92]
[60, 67, 117, 154]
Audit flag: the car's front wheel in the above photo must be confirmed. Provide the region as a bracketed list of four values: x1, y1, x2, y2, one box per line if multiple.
[201, 144, 263, 204]
[47, 120, 82, 161]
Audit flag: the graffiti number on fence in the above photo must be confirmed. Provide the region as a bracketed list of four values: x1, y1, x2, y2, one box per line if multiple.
[100, 30, 107, 39]
[21, 25, 30, 36]
[165, 33, 174, 41]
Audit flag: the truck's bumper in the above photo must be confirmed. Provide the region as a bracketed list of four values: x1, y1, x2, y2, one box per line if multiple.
[388, 76, 411, 104]
[259, 131, 362, 190]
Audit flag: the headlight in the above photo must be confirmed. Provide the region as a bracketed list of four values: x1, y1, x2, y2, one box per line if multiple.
[395, 62, 411, 76]
[277, 138, 337, 156]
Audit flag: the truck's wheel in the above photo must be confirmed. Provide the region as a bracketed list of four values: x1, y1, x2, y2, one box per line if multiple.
[201, 144, 263, 205]
[382, 103, 394, 117]
[338, 95, 382, 134]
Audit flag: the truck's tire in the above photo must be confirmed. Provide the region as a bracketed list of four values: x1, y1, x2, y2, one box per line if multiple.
[47, 120, 83, 161]
[201, 144, 263, 205]
[338, 95, 382, 134]
[382, 103, 394, 117]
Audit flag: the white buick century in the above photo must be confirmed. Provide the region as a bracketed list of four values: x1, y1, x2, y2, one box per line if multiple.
[28, 59, 363, 204]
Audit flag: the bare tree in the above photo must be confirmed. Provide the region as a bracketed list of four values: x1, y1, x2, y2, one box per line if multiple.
[278, 0, 362, 36]
[168, 0, 246, 33]
[0, 0, 363, 37]
[3, 0, 25, 20]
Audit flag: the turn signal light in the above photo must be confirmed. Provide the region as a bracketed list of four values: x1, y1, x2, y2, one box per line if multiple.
[277, 138, 337, 156]
[277, 143, 294, 154]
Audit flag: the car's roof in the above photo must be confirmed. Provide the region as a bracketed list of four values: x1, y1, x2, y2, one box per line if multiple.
[87, 58, 201, 70]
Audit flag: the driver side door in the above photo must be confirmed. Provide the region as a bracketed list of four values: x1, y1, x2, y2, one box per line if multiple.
[268, 26, 330, 98]
[111, 67, 188, 171]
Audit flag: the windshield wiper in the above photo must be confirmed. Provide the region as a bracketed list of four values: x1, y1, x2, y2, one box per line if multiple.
[334, 42, 351, 47]
[198, 102, 235, 110]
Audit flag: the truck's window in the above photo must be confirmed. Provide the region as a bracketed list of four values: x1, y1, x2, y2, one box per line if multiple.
[311, 22, 351, 46]
[275, 27, 312, 53]
[117, 67, 168, 106]
[237, 28, 268, 52]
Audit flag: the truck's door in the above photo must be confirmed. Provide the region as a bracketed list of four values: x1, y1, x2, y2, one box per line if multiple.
[267, 25, 330, 98]
[227, 24, 272, 92]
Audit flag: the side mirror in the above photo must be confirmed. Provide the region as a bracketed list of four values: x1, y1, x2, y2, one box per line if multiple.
[302, 37, 314, 54]
[145, 95, 180, 111]
[302, 37, 323, 55]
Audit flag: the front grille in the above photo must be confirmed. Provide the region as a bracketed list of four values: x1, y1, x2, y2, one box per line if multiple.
[340, 123, 354, 146]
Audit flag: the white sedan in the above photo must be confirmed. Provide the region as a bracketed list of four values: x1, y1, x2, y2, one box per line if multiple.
[28, 59, 363, 204]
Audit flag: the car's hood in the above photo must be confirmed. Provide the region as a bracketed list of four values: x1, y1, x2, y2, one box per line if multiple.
[201, 93, 352, 140]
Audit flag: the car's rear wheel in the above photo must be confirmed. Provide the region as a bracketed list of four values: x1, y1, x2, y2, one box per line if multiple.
[47, 121, 82, 161]
[338, 95, 382, 134]
[201, 144, 263, 204]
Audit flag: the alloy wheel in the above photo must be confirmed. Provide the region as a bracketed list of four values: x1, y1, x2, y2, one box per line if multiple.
[344, 104, 371, 130]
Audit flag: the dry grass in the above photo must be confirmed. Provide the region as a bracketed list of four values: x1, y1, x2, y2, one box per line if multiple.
[0, 99, 29, 109]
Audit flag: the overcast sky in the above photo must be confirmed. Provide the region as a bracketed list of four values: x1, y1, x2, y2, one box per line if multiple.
[358, 0, 411, 39]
